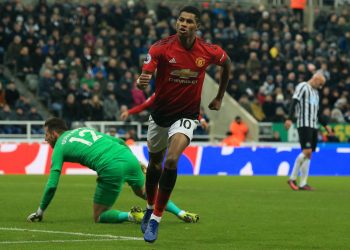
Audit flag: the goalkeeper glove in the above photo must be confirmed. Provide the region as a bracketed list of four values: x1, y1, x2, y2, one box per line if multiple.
[27, 207, 44, 222]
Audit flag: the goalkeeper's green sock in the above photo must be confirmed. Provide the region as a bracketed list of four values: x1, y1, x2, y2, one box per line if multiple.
[98, 210, 129, 223]
[165, 200, 181, 216]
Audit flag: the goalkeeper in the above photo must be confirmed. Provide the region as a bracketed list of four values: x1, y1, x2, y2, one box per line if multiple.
[27, 117, 199, 224]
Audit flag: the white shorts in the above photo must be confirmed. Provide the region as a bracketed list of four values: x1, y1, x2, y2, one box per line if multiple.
[147, 115, 199, 153]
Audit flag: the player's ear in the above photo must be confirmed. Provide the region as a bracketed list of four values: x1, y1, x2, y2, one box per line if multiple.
[53, 131, 60, 138]
[196, 21, 200, 30]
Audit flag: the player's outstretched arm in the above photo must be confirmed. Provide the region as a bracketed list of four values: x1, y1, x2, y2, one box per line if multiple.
[27, 169, 61, 222]
[208, 57, 231, 110]
[120, 93, 155, 120]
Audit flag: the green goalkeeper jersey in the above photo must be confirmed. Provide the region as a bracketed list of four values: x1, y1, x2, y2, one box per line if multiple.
[40, 127, 133, 210]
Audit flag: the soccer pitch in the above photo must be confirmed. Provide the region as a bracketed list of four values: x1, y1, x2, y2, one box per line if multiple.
[1, 176, 349, 250]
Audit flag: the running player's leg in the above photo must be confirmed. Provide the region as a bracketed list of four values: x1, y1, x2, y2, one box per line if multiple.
[152, 118, 198, 221]
[142, 116, 168, 232]
[131, 184, 199, 223]
[152, 133, 189, 219]
[146, 151, 166, 208]
[128, 156, 199, 226]
[144, 118, 198, 242]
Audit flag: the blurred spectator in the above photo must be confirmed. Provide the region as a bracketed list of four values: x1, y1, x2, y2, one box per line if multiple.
[80, 72, 95, 89]
[5, 35, 22, 70]
[16, 46, 34, 80]
[88, 95, 104, 121]
[107, 127, 119, 138]
[103, 93, 119, 121]
[0, 82, 6, 108]
[131, 79, 146, 108]
[38, 69, 54, 103]
[103, 82, 115, 98]
[262, 95, 276, 121]
[0, 104, 16, 134]
[125, 129, 136, 146]
[261, 75, 275, 96]
[250, 97, 266, 122]
[14, 107, 26, 133]
[16, 95, 32, 113]
[50, 81, 66, 117]
[272, 107, 286, 122]
[221, 131, 240, 146]
[62, 93, 80, 128]
[271, 131, 282, 142]
[246, 52, 261, 73]
[229, 116, 248, 145]
[290, 0, 306, 22]
[27, 107, 44, 134]
[0, 67, 9, 86]
[5, 81, 20, 109]
[115, 82, 133, 108]
[330, 108, 345, 123]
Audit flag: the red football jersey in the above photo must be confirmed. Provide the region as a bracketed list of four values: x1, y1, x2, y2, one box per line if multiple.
[142, 35, 227, 127]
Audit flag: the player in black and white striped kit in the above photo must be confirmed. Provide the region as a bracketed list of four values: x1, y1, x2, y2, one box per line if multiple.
[285, 72, 332, 190]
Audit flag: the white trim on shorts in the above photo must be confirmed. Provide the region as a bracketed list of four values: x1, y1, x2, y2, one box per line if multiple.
[147, 115, 199, 153]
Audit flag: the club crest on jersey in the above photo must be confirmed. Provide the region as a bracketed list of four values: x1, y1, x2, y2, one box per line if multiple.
[195, 57, 205, 67]
[144, 53, 151, 64]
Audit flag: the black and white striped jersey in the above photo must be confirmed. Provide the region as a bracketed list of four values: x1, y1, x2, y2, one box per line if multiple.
[292, 82, 320, 128]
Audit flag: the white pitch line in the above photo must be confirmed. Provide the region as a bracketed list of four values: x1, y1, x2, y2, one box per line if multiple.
[0, 227, 143, 241]
[0, 239, 131, 244]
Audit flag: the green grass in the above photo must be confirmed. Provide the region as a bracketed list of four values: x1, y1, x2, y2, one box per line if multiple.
[0, 176, 350, 249]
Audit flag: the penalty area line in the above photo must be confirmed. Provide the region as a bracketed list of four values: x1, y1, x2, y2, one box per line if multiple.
[0, 227, 143, 242]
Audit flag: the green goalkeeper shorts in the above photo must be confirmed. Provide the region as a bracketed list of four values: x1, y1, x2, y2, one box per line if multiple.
[93, 153, 145, 207]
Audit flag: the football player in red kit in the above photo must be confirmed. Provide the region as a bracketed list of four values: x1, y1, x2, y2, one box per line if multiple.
[137, 5, 231, 243]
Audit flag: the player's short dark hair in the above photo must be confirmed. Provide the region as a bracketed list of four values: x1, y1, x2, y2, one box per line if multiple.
[44, 117, 68, 133]
[179, 6, 201, 23]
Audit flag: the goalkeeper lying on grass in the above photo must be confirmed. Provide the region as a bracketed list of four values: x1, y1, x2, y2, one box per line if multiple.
[28, 117, 199, 224]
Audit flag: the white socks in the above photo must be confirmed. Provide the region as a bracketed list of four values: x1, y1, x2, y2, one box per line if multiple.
[290, 152, 310, 187]
[177, 210, 186, 217]
[299, 158, 311, 187]
[128, 212, 133, 221]
[150, 214, 161, 223]
[290, 152, 306, 180]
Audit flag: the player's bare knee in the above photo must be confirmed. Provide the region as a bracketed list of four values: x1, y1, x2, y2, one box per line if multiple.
[303, 150, 312, 159]
[164, 156, 179, 169]
[148, 151, 166, 170]
[149, 160, 162, 170]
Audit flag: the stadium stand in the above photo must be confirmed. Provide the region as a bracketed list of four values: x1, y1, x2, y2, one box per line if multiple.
[1, 0, 350, 139]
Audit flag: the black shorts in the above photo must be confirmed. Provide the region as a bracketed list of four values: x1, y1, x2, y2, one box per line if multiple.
[297, 127, 318, 151]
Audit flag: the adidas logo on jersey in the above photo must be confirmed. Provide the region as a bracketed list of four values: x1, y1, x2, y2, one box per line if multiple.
[169, 58, 176, 64]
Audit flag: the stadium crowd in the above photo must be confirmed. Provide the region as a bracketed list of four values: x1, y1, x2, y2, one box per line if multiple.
[1, 0, 350, 134]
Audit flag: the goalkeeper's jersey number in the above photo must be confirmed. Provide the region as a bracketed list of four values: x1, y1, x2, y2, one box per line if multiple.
[68, 129, 102, 146]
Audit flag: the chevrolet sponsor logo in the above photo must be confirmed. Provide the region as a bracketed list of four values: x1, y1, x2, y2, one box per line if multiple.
[170, 69, 198, 78]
